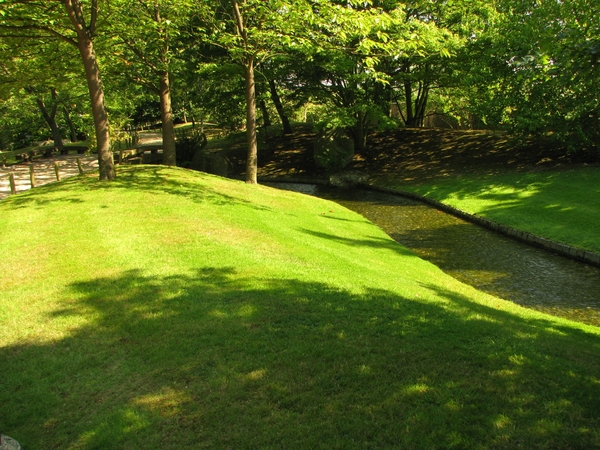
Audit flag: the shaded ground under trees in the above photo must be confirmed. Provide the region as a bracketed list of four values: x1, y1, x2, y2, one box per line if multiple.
[244, 124, 600, 182]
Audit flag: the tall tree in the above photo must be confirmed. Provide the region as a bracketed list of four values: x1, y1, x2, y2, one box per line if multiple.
[231, 0, 258, 183]
[109, 1, 199, 166]
[61, 0, 115, 179]
[0, 0, 116, 180]
[30, 87, 65, 154]
[202, 0, 315, 184]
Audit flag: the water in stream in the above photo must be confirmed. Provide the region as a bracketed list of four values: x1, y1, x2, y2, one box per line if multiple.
[267, 182, 600, 327]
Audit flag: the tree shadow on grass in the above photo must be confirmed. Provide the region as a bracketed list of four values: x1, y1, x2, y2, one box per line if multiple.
[2, 268, 600, 449]
[299, 228, 418, 259]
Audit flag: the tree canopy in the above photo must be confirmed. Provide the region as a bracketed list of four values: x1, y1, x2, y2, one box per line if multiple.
[1, 0, 597, 179]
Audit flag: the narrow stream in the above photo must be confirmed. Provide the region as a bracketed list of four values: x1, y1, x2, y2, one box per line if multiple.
[267, 182, 600, 327]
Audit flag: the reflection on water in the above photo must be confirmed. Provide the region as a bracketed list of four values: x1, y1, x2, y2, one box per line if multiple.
[267, 182, 600, 327]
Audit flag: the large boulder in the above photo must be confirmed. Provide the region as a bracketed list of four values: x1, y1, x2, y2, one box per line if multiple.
[206, 153, 229, 177]
[191, 150, 229, 177]
[314, 129, 354, 172]
[329, 170, 370, 188]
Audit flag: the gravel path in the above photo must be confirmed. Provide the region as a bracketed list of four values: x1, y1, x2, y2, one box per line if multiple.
[0, 154, 99, 200]
[0, 132, 166, 201]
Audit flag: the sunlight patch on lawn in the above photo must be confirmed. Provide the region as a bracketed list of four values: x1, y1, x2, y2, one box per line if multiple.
[403, 383, 432, 395]
[509, 354, 529, 366]
[210, 304, 256, 319]
[246, 369, 267, 380]
[465, 312, 500, 323]
[493, 414, 514, 429]
[492, 369, 518, 378]
[444, 399, 462, 411]
[134, 388, 191, 417]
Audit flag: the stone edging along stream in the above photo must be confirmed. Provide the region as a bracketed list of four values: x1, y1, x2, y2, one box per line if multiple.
[362, 183, 600, 268]
[257, 176, 600, 268]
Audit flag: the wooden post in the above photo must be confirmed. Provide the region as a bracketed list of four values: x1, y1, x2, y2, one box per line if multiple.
[119, 150, 124, 164]
[54, 161, 61, 181]
[30, 164, 36, 187]
[9, 172, 16, 194]
[76, 158, 84, 174]
[1, 155, 6, 168]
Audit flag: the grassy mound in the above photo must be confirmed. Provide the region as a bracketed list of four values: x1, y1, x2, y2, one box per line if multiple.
[1, 166, 600, 449]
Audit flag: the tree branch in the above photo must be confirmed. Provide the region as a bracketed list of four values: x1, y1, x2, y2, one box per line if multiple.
[62, 0, 85, 38]
[120, 38, 161, 74]
[129, 74, 160, 94]
[0, 24, 77, 46]
[90, 0, 99, 35]
[232, 1, 248, 46]
[72, 0, 87, 31]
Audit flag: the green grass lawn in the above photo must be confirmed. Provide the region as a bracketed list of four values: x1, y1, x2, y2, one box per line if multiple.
[376, 167, 600, 254]
[2, 166, 600, 449]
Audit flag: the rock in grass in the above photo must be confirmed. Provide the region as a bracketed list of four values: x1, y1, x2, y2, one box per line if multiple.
[0, 435, 21, 450]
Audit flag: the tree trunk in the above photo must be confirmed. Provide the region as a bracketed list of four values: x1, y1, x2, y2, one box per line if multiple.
[415, 83, 429, 127]
[402, 60, 430, 128]
[78, 37, 114, 179]
[232, 0, 258, 184]
[63, 107, 78, 142]
[63, 19, 113, 178]
[353, 110, 367, 154]
[268, 79, 292, 135]
[404, 80, 418, 127]
[244, 57, 258, 184]
[259, 99, 271, 127]
[63, 0, 114, 180]
[159, 71, 176, 166]
[35, 90, 64, 155]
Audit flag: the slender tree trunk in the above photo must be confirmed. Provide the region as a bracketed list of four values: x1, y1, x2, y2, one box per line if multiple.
[404, 80, 417, 127]
[78, 36, 115, 179]
[415, 83, 429, 127]
[259, 99, 271, 127]
[244, 57, 258, 184]
[159, 71, 176, 166]
[151, 4, 176, 166]
[35, 90, 64, 155]
[232, 0, 258, 184]
[63, 0, 115, 180]
[63, 107, 78, 142]
[354, 110, 367, 154]
[268, 79, 292, 135]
